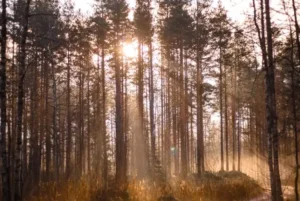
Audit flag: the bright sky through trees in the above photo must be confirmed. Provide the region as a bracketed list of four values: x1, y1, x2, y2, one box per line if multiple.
[1, 0, 299, 200]
[72, 0, 282, 23]
[73, 0, 249, 21]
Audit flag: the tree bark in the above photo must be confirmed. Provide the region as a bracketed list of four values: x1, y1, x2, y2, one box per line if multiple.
[101, 47, 108, 187]
[66, 42, 72, 180]
[1, 0, 12, 199]
[15, 0, 31, 200]
[264, 0, 283, 200]
[289, 25, 299, 201]
[149, 38, 156, 176]
[220, 46, 224, 171]
[291, 0, 300, 199]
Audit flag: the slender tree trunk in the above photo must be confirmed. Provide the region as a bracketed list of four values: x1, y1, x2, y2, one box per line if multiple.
[115, 32, 125, 184]
[137, 40, 145, 178]
[149, 39, 156, 176]
[15, 0, 31, 200]
[123, 59, 128, 183]
[224, 68, 229, 171]
[265, 0, 283, 200]
[220, 47, 224, 171]
[196, 2, 205, 175]
[166, 49, 171, 177]
[96, 51, 102, 180]
[184, 50, 189, 174]
[178, 45, 186, 178]
[237, 99, 241, 171]
[87, 69, 91, 177]
[291, 0, 300, 198]
[66, 44, 72, 180]
[101, 47, 108, 187]
[232, 50, 237, 171]
[51, 62, 59, 183]
[292, 0, 300, 62]
[289, 27, 299, 201]
[45, 60, 51, 181]
[0, 0, 12, 199]
[29, 48, 39, 186]
[196, 51, 204, 175]
[23, 103, 28, 178]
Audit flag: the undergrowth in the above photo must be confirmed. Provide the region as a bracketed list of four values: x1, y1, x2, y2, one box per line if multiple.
[27, 171, 263, 201]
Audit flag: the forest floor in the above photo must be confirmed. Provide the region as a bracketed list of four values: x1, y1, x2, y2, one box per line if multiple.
[249, 185, 295, 201]
[28, 171, 273, 201]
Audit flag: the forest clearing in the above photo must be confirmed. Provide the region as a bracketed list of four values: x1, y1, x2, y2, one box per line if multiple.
[1, 0, 300, 200]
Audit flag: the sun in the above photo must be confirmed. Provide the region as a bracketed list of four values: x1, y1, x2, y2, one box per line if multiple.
[122, 41, 138, 58]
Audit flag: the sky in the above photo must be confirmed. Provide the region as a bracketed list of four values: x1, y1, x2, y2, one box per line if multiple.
[72, 0, 250, 22]
[73, 0, 136, 16]
[71, 0, 284, 24]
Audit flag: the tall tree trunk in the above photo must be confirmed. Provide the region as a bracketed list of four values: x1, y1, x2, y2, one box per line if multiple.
[87, 69, 91, 177]
[15, 0, 31, 200]
[220, 47, 224, 171]
[45, 59, 51, 181]
[28, 49, 39, 186]
[123, 59, 128, 184]
[137, 40, 145, 178]
[51, 62, 59, 183]
[115, 36, 125, 184]
[265, 0, 283, 200]
[196, 2, 205, 175]
[289, 26, 299, 201]
[166, 49, 171, 177]
[179, 45, 187, 178]
[237, 99, 241, 171]
[101, 47, 108, 187]
[0, 0, 12, 199]
[149, 39, 156, 176]
[196, 51, 204, 175]
[95, 51, 102, 180]
[224, 70, 229, 171]
[66, 43, 72, 180]
[292, 0, 300, 199]
[232, 50, 237, 171]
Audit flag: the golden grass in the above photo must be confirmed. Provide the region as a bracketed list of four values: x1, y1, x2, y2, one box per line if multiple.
[27, 171, 263, 201]
[27, 179, 94, 201]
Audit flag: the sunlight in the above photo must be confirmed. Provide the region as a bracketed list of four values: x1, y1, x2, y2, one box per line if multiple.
[122, 42, 138, 58]
[92, 54, 99, 66]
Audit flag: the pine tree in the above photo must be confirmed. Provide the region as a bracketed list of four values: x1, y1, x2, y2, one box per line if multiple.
[210, 4, 231, 171]
[104, 0, 130, 185]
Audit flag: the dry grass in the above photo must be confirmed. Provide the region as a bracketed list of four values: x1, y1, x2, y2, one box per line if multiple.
[27, 171, 264, 201]
[27, 179, 94, 201]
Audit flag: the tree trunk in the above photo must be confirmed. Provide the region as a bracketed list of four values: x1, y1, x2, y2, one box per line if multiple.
[220, 47, 224, 171]
[232, 49, 237, 171]
[196, 51, 204, 175]
[66, 44, 72, 180]
[87, 68, 91, 177]
[15, 0, 31, 200]
[51, 62, 59, 183]
[149, 39, 156, 176]
[45, 59, 51, 181]
[115, 35, 125, 184]
[289, 25, 299, 201]
[264, 0, 283, 200]
[101, 47, 108, 187]
[224, 70, 229, 171]
[1, 0, 12, 199]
